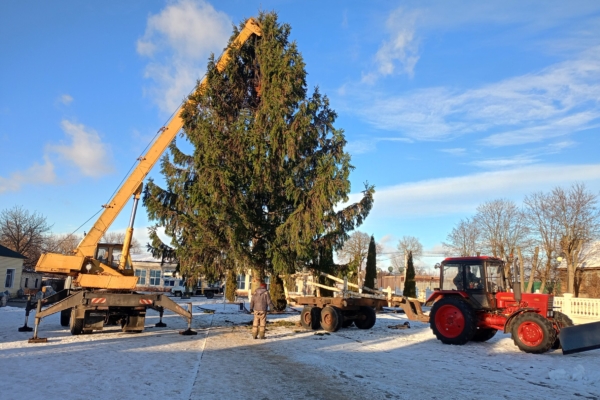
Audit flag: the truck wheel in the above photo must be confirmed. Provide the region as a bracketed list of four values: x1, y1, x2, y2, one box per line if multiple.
[430, 296, 476, 345]
[354, 306, 376, 330]
[69, 309, 84, 336]
[511, 312, 556, 354]
[472, 327, 497, 342]
[205, 291, 215, 299]
[320, 306, 341, 332]
[552, 311, 573, 349]
[60, 309, 71, 327]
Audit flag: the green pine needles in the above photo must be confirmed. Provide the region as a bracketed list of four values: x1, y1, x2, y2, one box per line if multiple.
[143, 11, 374, 283]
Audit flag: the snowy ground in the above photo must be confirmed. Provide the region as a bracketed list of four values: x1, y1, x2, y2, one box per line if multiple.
[2, 296, 599, 400]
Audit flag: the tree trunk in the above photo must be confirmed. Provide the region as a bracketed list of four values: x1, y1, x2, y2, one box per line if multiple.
[526, 247, 539, 293]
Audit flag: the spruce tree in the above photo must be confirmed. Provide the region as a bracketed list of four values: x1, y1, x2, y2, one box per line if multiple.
[363, 235, 377, 289]
[143, 12, 374, 284]
[269, 276, 287, 311]
[404, 251, 417, 297]
[225, 269, 237, 302]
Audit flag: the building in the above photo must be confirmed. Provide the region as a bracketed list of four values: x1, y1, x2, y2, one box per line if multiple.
[556, 241, 600, 298]
[376, 271, 440, 296]
[0, 244, 26, 297]
[20, 269, 43, 296]
[131, 253, 178, 292]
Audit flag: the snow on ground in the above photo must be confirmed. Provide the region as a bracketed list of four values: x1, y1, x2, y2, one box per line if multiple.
[2, 297, 600, 400]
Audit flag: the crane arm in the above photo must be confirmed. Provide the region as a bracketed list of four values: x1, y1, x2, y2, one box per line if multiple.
[76, 18, 262, 257]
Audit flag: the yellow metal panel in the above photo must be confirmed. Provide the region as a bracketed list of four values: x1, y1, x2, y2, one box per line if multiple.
[35, 253, 85, 275]
[76, 274, 138, 290]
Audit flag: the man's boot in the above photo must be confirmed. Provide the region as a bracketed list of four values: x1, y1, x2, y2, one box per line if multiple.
[252, 327, 258, 339]
[258, 327, 265, 339]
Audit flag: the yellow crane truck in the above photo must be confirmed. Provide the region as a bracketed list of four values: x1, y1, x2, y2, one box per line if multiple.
[26, 18, 262, 343]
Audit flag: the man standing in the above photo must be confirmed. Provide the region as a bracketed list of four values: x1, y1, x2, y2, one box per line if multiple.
[250, 281, 274, 339]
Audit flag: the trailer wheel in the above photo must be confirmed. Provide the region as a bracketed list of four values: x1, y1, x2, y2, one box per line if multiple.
[320, 306, 341, 332]
[430, 296, 476, 345]
[60, 308, 71, 327]
[69, 309, 84, 336]
[472, 327, 497, 342]
[354, 306, 376, 330]
[205, 291, 215, 299]
[342, 319, 354, 328]
[511, 312, 556, 354]
[552, 311, 573, 349]
[300, 306, 314, 329]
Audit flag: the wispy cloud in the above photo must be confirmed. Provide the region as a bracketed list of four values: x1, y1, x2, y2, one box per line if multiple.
[439, 148, 466, 156]
[354, 48, 600, 145]
[137, 0, 231, 113]
[58, 94, 73, 105]
[347, 136, 413, 155]
[47, 120, 114, 177]
[346, 163, 600, 218]
[0, 157, 55, 194]
[363, 8, 420, 83]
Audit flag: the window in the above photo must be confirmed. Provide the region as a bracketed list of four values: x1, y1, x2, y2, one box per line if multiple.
[237, 274, 246, 290]
[5, 269, 15, 288]
[25, 278, 29, 288]
[34, 278, 39, 288]
[135, 269, 147, 285]
[150, 270, 161, 286]
[264, 276, 270, 290]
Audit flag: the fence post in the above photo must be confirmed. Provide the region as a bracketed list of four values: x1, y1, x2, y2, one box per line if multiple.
[562, 293, 573, 317]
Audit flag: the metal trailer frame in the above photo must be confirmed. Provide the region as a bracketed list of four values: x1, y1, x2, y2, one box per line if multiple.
[290, 272, 429, 333]
[28, 289, 196, 343]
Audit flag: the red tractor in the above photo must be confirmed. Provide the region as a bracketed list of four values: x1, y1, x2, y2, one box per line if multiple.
[425, 256, 572, 354]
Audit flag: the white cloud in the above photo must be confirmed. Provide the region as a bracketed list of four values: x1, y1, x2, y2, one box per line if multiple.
[137, 0, 232, 113]
[440, 148, 466, 156]
[354, 48, 600, 145]
[346, 163, 600, 219]
[0, 157, 55, 194]
[47, 120, 114, 177]
[347, 136, 413, 155]
[364, 8, 420, 83]
[58, 94, 73, 105]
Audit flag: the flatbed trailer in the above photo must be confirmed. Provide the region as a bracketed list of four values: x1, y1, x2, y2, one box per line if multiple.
[291, 273, 429, 332]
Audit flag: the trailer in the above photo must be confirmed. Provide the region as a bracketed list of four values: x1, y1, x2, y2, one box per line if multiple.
[291, 272, 428, 332]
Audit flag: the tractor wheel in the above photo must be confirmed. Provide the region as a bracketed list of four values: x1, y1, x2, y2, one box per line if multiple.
[472, 327, 497, 342]
[511, 312, 556, 354]
[60, 308, 71, 327]
[430, 296, 476, 345]
[69, 309, 84, 336]
[552, 311, 574, 349]
[320, 306, 341, 332]
[354, 306, 376, 330]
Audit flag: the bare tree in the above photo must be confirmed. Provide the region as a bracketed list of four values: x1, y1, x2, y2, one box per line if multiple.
[443, 217, 481, 256]
[44, 233, 82, 255]
[475, 199, 530, 261]
[0, 206, 52, 268]
[391, 236, 423, 273]
[336, 231, 371, 279]
[101, 232, 143, 254]
[523, 191, 562, 293]
[549, 184, 600, 295]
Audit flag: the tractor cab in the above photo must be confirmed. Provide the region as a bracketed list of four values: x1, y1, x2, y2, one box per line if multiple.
[435, 256, 506, 310]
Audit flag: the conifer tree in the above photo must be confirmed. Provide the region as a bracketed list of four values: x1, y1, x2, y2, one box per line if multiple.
[143, 12, 374, 284]
[404, 251, 417, 297]
[363, 235, 377, 289]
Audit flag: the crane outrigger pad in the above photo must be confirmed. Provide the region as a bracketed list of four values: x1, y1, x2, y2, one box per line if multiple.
[560, 321, 600, 355]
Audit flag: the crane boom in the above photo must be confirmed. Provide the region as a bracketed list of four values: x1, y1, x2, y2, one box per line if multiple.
[35, 18, 262, 286]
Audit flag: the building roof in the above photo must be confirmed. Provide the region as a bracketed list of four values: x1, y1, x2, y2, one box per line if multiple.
[0, 244, 26, 259]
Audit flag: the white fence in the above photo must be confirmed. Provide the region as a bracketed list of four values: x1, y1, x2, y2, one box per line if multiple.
[554, 294, 600, 324]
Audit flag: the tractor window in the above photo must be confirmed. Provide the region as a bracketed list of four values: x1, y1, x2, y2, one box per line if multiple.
[485, 262, 504, 293]
[441, 264, 460, 290]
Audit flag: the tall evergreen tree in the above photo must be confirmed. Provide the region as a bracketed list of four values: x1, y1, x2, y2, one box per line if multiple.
[404, 251, 417, 297]
[363, 235, 377, 289]
[143, 12, 374, 286]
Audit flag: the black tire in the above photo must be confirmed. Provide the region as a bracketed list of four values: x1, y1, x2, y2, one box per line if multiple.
[321, 306, 341, 332]
[430, 296, 477, 345]
[205, 291, 215, 299]
[342, 319, 354, 328]
[552, 311, 573, 349]
[60, 308, 71, 327]
[511, 312, 556, 354]
[69, 309, 84, 336]
[300, 306, 313, 329]
[354, 306, 376, 330]
[472, 327, 497, 342]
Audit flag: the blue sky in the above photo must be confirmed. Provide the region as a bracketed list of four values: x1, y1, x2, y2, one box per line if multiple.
[2, 1, 600, 269]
